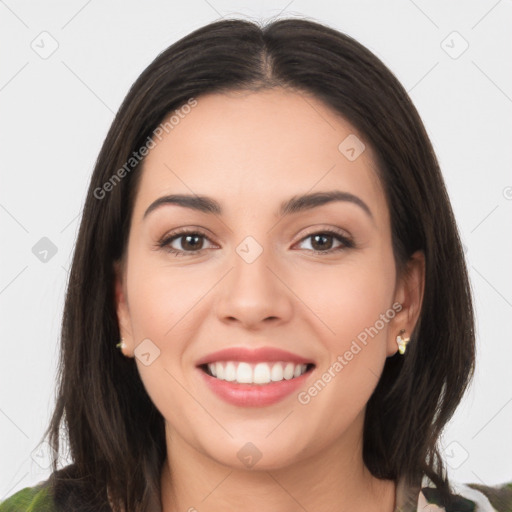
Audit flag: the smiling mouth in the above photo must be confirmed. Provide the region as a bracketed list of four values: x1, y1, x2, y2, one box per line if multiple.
[199, 361, 316, 385]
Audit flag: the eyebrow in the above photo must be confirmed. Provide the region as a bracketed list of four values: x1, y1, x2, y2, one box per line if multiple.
[143, 190, 373, 220]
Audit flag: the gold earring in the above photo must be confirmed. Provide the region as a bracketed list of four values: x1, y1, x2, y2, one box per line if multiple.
[396, 329, 410, 355]
[116, 338, 126, 351]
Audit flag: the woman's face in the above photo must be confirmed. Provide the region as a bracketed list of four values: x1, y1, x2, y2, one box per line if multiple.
[115, 88, 423, 470]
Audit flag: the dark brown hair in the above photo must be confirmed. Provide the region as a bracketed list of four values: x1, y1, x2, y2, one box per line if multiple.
[40, 16, 475, 511]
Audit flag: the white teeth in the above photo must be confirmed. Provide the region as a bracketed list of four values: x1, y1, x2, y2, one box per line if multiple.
[237, 362, 252, 383]
[254, 363, 271, 384]
[270, 363, 284, 382]
[215, 362, 224, 380]
[284, 362, 295, 380]
[204, 361, 310, 384]
[224, 361, 236, 381]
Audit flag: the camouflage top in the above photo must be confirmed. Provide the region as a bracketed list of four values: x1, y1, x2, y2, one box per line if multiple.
[1, 472, 511, 511]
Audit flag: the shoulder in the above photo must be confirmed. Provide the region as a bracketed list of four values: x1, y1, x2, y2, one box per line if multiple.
[0, 479, 55, 512]
[418, 475, 512, 512]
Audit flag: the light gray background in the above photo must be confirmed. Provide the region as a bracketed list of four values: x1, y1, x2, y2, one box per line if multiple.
[1, 0, 511, 499]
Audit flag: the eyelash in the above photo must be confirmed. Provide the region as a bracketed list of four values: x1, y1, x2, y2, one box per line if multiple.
[157, 228, 355, 257]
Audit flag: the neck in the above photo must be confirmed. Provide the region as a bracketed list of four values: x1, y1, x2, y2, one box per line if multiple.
[160, 416, 396, 512]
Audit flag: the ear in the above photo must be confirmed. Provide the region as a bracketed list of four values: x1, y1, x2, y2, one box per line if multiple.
[114, 260, 134, 357]
[386, 250, 425, 357]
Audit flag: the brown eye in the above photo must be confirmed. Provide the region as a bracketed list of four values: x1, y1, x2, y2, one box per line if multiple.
[178, 233, 204, 251]
[310, 233, 335, 251]
[158, 230, 215, 256]
[296, 230, 354, 254]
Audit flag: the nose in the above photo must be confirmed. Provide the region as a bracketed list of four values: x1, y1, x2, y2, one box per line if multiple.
[214, 247, 294, 330]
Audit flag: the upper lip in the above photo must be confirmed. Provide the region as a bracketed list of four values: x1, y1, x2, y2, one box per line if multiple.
[195, 346, 315, 366]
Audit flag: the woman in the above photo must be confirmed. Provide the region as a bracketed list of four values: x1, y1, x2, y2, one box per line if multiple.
[1, 17, 510, 512]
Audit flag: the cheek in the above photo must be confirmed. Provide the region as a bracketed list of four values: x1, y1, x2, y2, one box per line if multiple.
[125, 253, 207, 341]
[294, 256, 396, 347]
[124, 255, 206, 422]
[293, 260, 396, 430]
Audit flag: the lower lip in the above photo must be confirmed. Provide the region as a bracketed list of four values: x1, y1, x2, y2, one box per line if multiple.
[197, 366, 313, 407]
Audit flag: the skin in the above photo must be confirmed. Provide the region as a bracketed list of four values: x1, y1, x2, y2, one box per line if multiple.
[114, 88, 425, 512]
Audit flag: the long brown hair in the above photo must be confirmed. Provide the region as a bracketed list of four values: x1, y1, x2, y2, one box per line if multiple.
[40, 17, 475, 511]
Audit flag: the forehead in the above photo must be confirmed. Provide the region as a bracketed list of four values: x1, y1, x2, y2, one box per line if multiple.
[134, 88, 387, 221]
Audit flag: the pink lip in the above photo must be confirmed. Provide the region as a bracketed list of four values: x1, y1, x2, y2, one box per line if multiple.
[197, 366, 313, 407]
[195, 346, 314, 366]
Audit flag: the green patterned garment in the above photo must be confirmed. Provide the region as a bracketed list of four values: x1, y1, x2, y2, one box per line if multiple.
[1, 473, 511, 511]
[0, 481, 54, 512]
